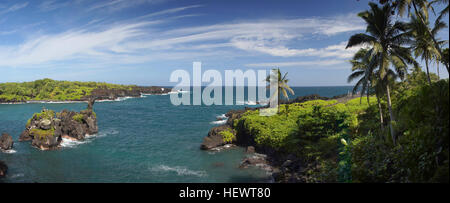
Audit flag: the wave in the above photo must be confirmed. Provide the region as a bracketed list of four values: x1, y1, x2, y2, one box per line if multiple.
[216, 114, 227, 120]
[150, 165, 207, 177]
[168, 90, 190, 94]
[141, 93, 169, 96]
[1, 149, 16, 154]
[210, 119, 227, 125]
[115, 96, 134, 101]
[60, 137, 91, 148]
[246, 101, 258, 105]
[60, 129, 118, 148]
[236, 100, 259, 105]
[28, 101, 85, 104]
[97, 96, 135, 102]
[10, 173, 24, 179]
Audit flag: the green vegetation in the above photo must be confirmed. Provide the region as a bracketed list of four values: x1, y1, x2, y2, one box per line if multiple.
[30, 128, 55, 140]
[233, 76, 448, 182]
[72, 113, 84, 123]
[234, 98, 374, 182]
[0, 78, 136, 102]
[231, 0, 449, 182]
[219, 129, 236, 143]
[33, 109, 55, 120]
[27, 110, 55, 127]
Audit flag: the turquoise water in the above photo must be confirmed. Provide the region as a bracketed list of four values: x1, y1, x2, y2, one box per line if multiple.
[0, 86, 352, 183]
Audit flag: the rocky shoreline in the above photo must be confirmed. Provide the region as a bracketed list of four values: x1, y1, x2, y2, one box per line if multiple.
[200, 94, 357, 183]
[0, 86, 171, 104]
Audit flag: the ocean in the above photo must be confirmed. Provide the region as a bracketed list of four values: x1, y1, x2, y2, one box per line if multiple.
[0, 86, 353, 183]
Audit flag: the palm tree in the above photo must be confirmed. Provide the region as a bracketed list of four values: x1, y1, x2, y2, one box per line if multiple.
[348, 48, 386, 131]
[346, 3, 416, 145]
[266, 68, 294, 113]
[409, 13, 447, 85]
[390, 0, 450, 73]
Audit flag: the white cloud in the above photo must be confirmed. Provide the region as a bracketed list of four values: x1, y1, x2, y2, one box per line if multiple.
[0, 8, 365, 68]
[245, 60, 347, 68]
[0, 22, 153, 66]
[39, 0, 69, 11]
[87, 0, 166, 12]
[136, 5, 203, 19]
[0, 2, 29, 15]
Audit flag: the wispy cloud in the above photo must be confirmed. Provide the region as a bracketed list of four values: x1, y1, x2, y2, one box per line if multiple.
[0, 2, 29, 15]
[39, 0, 70, 12]
[245, 60, 347, 68]
[121, 15, 364, 57]
[87, 0, 166, 12]
[0, 21, 154, 66]
[136, 5, 203, 19]
[0, 7, 364, 69]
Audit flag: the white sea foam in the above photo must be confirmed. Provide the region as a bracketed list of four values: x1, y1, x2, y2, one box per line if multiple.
[246, 101, 258, 105]
[115, 96, 134, 101]
[216, 114, 227, 120]
[141, 93, 169, 96]
[96, 96, 135, 102]
[60, 129, 117, 148]
[32, 101, 85, 104]
[60, 137, 90, 148]
[168, 90, 190, 94]
[1, 149, 16, 154]
[10, 173, 24, 179]
[210, 120, 227, 125]
[150, 165, 207, 177]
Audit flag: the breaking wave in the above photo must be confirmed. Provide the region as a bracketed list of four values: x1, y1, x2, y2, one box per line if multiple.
[1, 149, 16, 154]
[150, 165, 207, 177]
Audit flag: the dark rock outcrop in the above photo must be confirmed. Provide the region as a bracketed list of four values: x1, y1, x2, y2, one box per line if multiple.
[246, 146, 255, 153]
[0, 161, 7, 178]
[19, 103, 98, 150]
[200, 125, 234, 150]
[19, 130, 32, 141]
[0, 133, 13, 151]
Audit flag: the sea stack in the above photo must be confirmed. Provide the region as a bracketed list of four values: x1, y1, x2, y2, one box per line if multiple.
[0, 133, 14, 151]
[19, 99, 98, 150]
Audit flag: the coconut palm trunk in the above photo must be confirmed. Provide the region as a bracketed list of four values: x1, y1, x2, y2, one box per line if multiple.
[385, 84, 396, 145]
[376, 92, 385, 132]
[425, 57, 432, 85]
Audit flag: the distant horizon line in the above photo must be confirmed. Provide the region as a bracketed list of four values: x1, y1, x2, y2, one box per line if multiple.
[0, 78, 355, 87]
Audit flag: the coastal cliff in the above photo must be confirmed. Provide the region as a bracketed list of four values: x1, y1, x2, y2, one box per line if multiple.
[0, 78, 171, 103]
[19, 99, 98, 150]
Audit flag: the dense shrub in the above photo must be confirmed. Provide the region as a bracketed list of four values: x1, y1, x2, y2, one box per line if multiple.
[351, 76, 449, 182]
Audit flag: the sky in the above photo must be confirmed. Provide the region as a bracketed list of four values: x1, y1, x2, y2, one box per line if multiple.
[0, 0, 448, 86]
